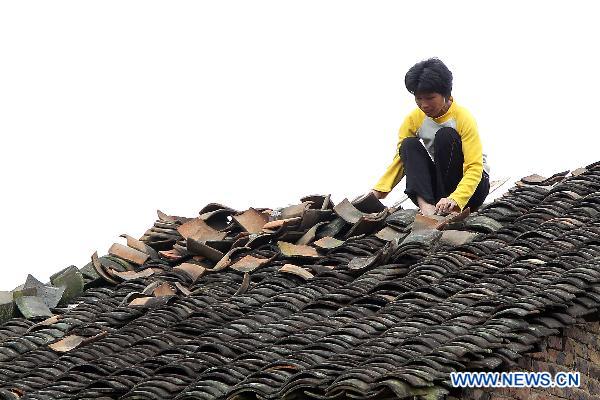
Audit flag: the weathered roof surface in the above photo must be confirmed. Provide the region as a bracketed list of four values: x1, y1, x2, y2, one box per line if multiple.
[1, 163, 600, 399]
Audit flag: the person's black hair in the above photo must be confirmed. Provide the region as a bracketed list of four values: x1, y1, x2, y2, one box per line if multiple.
[405, 58, 453, 98]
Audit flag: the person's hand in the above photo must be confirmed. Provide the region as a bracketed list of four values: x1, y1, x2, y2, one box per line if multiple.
[435, 197, 458, 215]
[370, 189, 388, 200]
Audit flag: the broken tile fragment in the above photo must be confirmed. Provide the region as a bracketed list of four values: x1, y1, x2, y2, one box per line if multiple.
[277, 230, 305, 243]
[14, 296, 53, 320]
[351, 191, 386, 213]
[79, 261, 102, 286]
[375, 226, 405, 242]
[442, 207, 471, 225]
[50, 266, 84, 305]
[570, 167, 587, 176]
[299, 208, 332, 230]
[412, 214, 447, 231]
[174, 282, 192, 296]
[174, 262, 206, 282]
[110, 269, 155, 281]
[440, 230, 479, 246]
[262, 217, 302, 233]
[49, 335, 85, 352]
[49, 331, 107, 352]
[129, 296, 152, 307]
[313, 236, 345, 249]
[158, 248, 187, 261]
[345, 209, 389, 238]
[92, 252, 118, 285]
[280, 202, 311, 219]
[234, 273, 251, 296]
[198, 203, 237, 229]
[279, 264, 314, 280]
[317, 217, 347, 238]
[177, 218, 227, 241]
[401, 229, 442, 246]
[277, 241, 319, 258]
[119, 234, 160, 259]
[199, 202, 237, 214]
[334, 198, 366, 224]
[233, 208, 269, 233]
[19, 274, 65, 309]
[140, 281, 161, 296]
[0, 291, 15, 323]
[301, 194, 334, 210]
[386, 209, 418, 228]
[101, 255, 134, 271]
[520, 171, 568, 185]
[348, 255, 376, 270]
[230, 255, 272, 273]
[186, 238, 225, 261]
[157, 209, 177, 222]
[296, 222, 328, 246]
[26, 315, 62, 333]
[153, 282, 176, 297]
[464, 215, 503, 233]
[108, 243, 149, 265]
[23, 274, 44, 289]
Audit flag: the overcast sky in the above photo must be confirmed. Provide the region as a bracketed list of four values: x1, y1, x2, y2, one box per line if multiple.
[1, 1, 599, 290]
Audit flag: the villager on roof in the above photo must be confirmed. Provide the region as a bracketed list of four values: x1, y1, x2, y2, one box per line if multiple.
[371, 58, 490, 216]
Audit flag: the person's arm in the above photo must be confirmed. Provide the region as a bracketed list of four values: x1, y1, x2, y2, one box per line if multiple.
[448, 109, 484, 210]
[372, 113, 416, 196]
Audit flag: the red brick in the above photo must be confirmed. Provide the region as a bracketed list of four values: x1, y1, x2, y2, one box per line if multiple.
[546, 348, 560, 364]
[585, 321, 600, 334]
[590, 336, 600, 351]
[565, 324, 583, 337]
[564, 350, 575, 367]
[513, 387, 531, 400]
[491, 387, 515, 398]
[547, 335, 564, 351]
[574, 356, 591, 375]
[465, 388, 491, 400]
[565, 338, 589, 359]
[546, 384, 565, 398]
[557, 349, 574, 367]
[529, 351, 546, 361]
[589, 347, 600, 365]
[532, 360, 550, 373]
[590, 364, 600, 380]
[569, 387, 590, 400]
[516, 356, 533, 371]
[528, 391, 559, 400]
[587, 377, 600, 395]
[566, 325, 593, 346]
[552, 364, 573, 375]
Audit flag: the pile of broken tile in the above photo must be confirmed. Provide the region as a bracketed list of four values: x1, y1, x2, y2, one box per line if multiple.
[1, 162, 600, 399]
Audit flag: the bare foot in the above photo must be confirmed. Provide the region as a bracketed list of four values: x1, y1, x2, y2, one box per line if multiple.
[420, 204, 436, 216]
[416, 195, 436, 216]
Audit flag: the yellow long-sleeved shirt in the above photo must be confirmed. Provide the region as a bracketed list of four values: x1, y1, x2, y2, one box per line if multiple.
[373, 98, 489, 210]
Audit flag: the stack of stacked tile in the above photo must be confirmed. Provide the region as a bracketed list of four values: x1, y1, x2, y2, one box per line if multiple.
[0, 162, 600, 399]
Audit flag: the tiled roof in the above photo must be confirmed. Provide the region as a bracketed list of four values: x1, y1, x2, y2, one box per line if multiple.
[1, 162, 600, 399]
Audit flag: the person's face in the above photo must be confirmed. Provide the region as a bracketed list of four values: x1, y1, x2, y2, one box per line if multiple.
[415, 92, 447, 118]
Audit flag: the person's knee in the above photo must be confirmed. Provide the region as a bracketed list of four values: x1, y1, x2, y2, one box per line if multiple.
[434, 127, 461, 146]
[399, 137, 422, 158]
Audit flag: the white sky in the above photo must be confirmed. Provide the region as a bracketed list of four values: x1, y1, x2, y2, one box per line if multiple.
[1, 1, 599, 290]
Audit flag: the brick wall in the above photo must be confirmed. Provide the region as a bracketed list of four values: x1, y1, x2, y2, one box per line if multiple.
[453, 320, 600, 400]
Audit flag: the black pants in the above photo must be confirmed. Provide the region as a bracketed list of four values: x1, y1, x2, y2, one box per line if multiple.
[399, 127, 490, 210]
